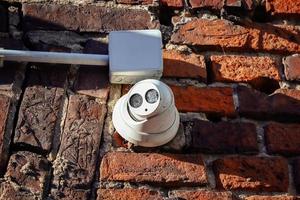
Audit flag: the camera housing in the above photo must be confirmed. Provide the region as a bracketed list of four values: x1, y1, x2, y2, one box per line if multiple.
[112, 79, 180, 147]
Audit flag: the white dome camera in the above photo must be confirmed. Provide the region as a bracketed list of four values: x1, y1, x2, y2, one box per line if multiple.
[112, 79, 180, 147]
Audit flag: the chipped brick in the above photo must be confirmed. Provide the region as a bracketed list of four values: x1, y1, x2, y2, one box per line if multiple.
[213, 156, 289, 192]
[0, 94, 11, 175]
[237, 86, 300, 121]
[284, 54, 300, 81]
[50, 94, 107, 199]
[163, 50, 206, 80]
[225, 0, 241, 7]
[171, 19, 300, 54]
[264, 122, 300, 155]
[245, 195, 299, 200]
[169, 190, 236, 200]
[97, 189, 163, 200]
[5, 151, 50, 197]
[191, 119, 258, 153]
[160, 0, 184, 8]
[0, 179, 37, 200]
[210, 55, 282, 83]
[266, 0, 300, 17]
[117, 0, 153, 4]
[169, 85, 235, 117]
[100, 152, 207, 187]
[189, 0, 224, 9]
[74, 66, 110, 101]
[14, 65, 67, 152]
[22, 4, 156, 32]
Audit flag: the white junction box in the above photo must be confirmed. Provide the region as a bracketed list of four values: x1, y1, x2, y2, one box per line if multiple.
[109, 30, 163, 84]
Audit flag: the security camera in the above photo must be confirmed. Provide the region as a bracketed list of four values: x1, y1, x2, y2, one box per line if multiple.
[112, 79, 180, 147]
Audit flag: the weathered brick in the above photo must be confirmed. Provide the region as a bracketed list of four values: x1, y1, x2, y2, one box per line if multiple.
[225, 0, 254, 10]
[14, 65, 67, 152]
[23, 4, 156, 32]
[264, 122, 300, 155]
[97, 189, 163, 200]
[117, 0, 153, 4]
[245, 195, 299, 200]
[163, 50, 206, 80]
[100, 152, 207, 187]
[50, 94, 107, 199]
[225, 0, 241, 7]
[171, 19, 300, 54]
[293, 158, 300, 193]
[25, 30, 87, 52]
[0, 94, 11, 174]
[237, 86, 300, 121]
[213, 156, 289, 192]
[169, 85, 235, 117]
[210, 55, 282, 83]
[169, 190, 236, 200]
[191, 119, 258, 153]
[0, 179, 37, 200]
[5, 151, 50, 197]
[266, 0, 300, 17]
[161, 0, 184, 8]
[189, 0, 224, 9]
[284, 54, 300, 81]
[74, 66, 110, 101]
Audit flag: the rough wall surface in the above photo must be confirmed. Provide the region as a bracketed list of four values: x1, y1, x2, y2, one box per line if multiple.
[0, 0, 300, 199]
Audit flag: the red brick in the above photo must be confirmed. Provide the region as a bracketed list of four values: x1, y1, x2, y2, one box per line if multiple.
[117, 0, 153, 5]
[22, 4, 156, 32]
[100, 152, 207, 187]
[169, 85, 235, 117]
[170, 190, 236, 200]
[294, 158, 300, 193]
[237, 86, 300, 121]
[189, 0, 224, 9]
[97, 189, 163, 200]
[0, 179, 37, 200]
[50, 94, 107, 199]
[163, 50, 206, 80]
[191, 119, 258, 153]
[213, 156, 289, 192]
[74, 66, 110, 101]
[266, 0, 300, 16]
[245, 195, 299, 200]
[171, 18, 300, 54]
[5, 151, 50, 197]
[284, 54, 300, 81]
[0, 94, 11, 174]
[210, 55, 282, 83]
[264, 122, 300, 155]
[14, 65, 67, 152]
[161, 0, 184, 8]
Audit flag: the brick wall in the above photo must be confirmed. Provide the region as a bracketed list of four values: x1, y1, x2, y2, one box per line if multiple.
[0, 0, 300, 199]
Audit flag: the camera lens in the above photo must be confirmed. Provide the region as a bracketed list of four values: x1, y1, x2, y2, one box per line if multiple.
[145, 89, 159, 104]
[129, 93, 143, 108]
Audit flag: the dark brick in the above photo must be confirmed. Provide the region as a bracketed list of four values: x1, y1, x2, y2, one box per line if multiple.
[0, 37, 24, 50]
[169, 85, 235, 117]
[22, 4, 156, 32]
[237, 86, 300, 121]
[5, 151, 50, 197]
[191, 120, 258, 153]
[0, 4, 8, 32]
[100, 152, 207, 187]
[50, 94, 107, 199]
[293, 158, 300, 194]
[97, 189, 163, 200]
[163, 50, 206, 80]
[0, 179, 37, 200]
[0, 94, 11, 175]
[213, 156, 289, 192]
[171, 19, 300, 54]
[169, 190, 236, 200]
[74, 66, 110, 101]
[284, 54, 300, 81]
[14, 65, 67, 152]
[264, 122, 300, 155]
[189, 0, 224, 9]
